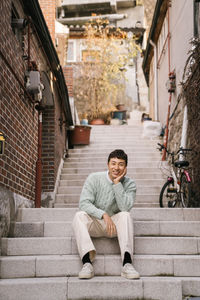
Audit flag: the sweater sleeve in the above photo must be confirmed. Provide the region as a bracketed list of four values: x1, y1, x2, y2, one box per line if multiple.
[112, 178, 136, 211]
[79, 174, 105, 219]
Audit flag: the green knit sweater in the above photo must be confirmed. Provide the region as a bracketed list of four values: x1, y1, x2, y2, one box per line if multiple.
[79, 171, 136, 219]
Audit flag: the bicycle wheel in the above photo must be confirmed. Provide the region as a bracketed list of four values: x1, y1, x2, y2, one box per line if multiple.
[159, 179, 178, 208]
[180, 173, 191, 207]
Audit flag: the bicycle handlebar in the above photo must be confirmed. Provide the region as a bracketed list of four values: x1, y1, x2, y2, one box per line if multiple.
[177, 147, 192, 154]
[157, 143, 192, 156]
[157, 143, 171, 154]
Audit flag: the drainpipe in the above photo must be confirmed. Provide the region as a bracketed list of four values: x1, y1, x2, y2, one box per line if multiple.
[150, 40, 158, 121]
[179, 105, 188, 160]
[162, 5, 171, 161]
[35, 112, 42, 208]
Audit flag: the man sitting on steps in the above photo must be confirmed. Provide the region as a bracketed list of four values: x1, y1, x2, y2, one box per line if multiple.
[72, 149, 140, 280]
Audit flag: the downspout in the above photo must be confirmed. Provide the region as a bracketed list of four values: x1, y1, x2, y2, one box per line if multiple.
[35, 112, 42, 208]
[149, 40, 158, 121]
[179, 105, 188, 160]
[162, 5, 171, 161]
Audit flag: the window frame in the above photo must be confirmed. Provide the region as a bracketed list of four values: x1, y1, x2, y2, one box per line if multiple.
[66, 40, 76, 62]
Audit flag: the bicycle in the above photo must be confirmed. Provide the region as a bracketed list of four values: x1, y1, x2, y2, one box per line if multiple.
[157, 143, 192, 208]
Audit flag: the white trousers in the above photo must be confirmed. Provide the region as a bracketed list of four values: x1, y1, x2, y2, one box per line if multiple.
[72, 211, 134, 262]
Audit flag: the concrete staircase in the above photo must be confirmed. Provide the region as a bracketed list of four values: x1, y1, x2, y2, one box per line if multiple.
[1, 125, 200, 299]
[55, 125, 163, 208]
[1, 208, 200, 299]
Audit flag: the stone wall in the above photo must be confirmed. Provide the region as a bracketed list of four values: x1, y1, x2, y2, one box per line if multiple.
[167, 40, 200, 207]
[168, 95, 185, 153]
[182, 41, 200, 206]
[0, 186, 33, 240]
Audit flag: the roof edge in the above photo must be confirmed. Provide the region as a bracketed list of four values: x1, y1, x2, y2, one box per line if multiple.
[23, 0, 73, 126]
[142, 0, 166, 85]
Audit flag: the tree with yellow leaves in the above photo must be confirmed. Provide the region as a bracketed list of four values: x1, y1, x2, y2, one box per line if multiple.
[73, 18, 141, 124]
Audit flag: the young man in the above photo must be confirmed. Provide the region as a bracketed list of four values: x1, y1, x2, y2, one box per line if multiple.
[72, 149, 140, 280]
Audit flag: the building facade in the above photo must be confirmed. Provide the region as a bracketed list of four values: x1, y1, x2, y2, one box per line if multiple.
[0, 0, 73, 238]
[142, 0, 194, 125]
[142, 0, 200, 205]
[56, 0, 148, 118]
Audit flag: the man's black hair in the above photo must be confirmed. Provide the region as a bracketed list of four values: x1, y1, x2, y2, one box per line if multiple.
[108, 149, 128, 166]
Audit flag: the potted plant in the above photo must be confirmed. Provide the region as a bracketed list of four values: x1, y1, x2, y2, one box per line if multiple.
[68, 125, 91, 146]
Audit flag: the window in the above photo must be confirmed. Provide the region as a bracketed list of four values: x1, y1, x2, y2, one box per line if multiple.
[194, 0, 200, 37]
[66, 40, 76, 62]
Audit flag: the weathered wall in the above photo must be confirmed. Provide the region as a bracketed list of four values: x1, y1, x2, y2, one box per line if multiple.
[0, 0, 38, 203]
[39, 0, 56, 45]
[0, 0, 69, 239]
[149, 0, 194, 126]
[182, 42, 200, 206]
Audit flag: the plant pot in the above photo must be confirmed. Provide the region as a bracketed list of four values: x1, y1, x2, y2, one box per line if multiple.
[69, 125, 91, 145]
[112, 110, 127, 120]
[90, 118, 105, 125]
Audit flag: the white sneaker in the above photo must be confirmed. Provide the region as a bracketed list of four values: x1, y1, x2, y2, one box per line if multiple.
[121, 263, 140, 279]
[79, 263, 94, 279]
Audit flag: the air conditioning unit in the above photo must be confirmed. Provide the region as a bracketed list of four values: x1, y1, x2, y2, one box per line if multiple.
[26, 71, 44, 101]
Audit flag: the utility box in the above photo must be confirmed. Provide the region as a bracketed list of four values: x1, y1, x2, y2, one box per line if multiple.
[26, 71, 41, 94]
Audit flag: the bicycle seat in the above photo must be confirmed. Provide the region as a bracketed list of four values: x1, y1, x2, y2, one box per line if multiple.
[174, 160, 189, 168]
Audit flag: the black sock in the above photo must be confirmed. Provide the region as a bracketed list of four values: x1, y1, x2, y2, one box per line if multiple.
[123, 251, 132, 266]
[82, 252, 92, 265]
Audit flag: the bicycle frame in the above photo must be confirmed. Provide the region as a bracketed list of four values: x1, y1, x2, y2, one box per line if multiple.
[158, 143, 192, 208]
[167, 168, 191, 193]
[183, 169, 191, 182]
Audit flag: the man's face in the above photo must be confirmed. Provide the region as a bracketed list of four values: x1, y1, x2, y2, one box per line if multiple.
[108, 157, 126, 181]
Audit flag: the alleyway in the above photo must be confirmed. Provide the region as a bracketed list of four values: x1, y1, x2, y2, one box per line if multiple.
[55, 115, 163, 209]
[1, 119, 200, 300]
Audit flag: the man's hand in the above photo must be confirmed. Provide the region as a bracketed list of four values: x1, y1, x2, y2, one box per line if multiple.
[113, 167, 127, 185]
[102, 213, 116, 237]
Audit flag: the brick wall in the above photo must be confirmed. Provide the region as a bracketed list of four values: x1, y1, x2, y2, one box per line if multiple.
[0, 0, 69, 204]
[63, 66, 74, 97]
[39, 0, 56, 45]
[0, 0, 38, 201]
[42, 107, 55, 192]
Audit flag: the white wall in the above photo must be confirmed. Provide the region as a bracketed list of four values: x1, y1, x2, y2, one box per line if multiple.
[154, 0, 193, 126]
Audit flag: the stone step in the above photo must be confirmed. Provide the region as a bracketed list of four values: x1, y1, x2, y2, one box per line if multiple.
[62, 161, 160, 168]
[60, 173, 164, 180]
[61, 167, 162, 174]
[3, 276, 197, 300]
[59, 179, 164, 187]
[68, 147, 159, 153]
[68, 152, 161, 158]
[89, 140, 159, 145]
[73, 144, 159, 150]
[1, 254, 200, 279]
[2, 236, 200, 256]
[54, 202, 160, 208]
[55, 194, 159, 204]
[57, 185, 161, 195]
[1, 275, 200, 300]
[16, 208, 200, 222]
[11, 221, 200, 238]
[134, 203, 159, 207]
[65, 156, 161, 163]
